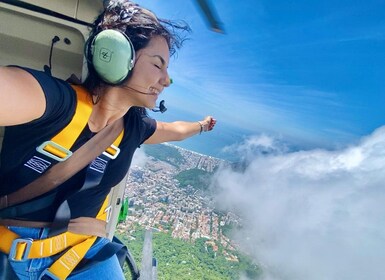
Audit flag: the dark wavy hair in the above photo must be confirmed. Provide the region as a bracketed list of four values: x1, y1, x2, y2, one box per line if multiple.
[83, 0, 190, 100]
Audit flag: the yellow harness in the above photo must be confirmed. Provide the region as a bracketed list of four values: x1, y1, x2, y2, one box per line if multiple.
[0, 85, 124, 279]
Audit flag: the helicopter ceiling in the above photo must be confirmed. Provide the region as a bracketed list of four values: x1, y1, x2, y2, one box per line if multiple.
[2, 0, 224, 33]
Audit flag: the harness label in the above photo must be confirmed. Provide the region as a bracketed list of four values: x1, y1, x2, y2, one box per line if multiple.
[60, 248, 80, 270]
[24, 156, 51, 173]
[89, 157, 107, 174]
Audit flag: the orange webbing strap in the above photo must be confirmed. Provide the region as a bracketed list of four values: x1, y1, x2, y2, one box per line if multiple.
[42, 126, 124, 279]
[42, 85, 93, 160]
[0, 194, 114, 262]
[42, 196, 111, 280]
[0, 85, 125, 278]
[0, 195, 112, 280]
[0, 86, 95, 260]
[0, 197, 109, 261]
[0, 226, 91, 261]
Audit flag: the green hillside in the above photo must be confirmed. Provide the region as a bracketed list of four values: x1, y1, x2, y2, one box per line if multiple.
[143, 144, 185, 167]
[174, 168, 213, 191]
[116, 227, 261, 280]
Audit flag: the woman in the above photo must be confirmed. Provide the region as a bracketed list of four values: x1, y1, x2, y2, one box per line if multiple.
[0, 1, 216, 279]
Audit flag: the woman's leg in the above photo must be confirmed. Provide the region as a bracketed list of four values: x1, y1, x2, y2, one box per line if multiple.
[69, 254, 126, 280]
[69, 237, 126, 280]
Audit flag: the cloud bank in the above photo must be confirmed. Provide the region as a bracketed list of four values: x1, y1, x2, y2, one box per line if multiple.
[213, 126, 385, 280]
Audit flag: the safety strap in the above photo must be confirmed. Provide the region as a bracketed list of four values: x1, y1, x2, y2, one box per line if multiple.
[0, 129, 123, 219]
[0, 197, 110, 280]
[48, 136, 122, 237]
[39, 138, 124, 279]
[39, 197, 111, 280]
[0, 85, 125, 279]
[40, 85, 92, 161]
[0, 196, 109, 258]
[0, 85, 123, 209]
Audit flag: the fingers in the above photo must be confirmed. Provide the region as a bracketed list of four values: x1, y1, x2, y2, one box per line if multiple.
[202, 116, 216, 131]
[208, 117, 216, 131]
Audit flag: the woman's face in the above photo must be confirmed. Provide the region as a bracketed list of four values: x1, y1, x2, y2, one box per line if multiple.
[124, 35, 171, 109]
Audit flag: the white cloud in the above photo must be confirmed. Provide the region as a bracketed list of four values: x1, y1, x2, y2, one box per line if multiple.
[222, 134, 288, 162]
[212, 126, 385, 280]
[131, 148, 149, 168]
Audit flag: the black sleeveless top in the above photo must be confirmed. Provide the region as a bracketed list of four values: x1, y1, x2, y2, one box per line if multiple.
[0, 67, 156, 221]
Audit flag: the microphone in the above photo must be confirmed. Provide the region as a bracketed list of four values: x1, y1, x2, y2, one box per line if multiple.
[152, 100, 167, 113]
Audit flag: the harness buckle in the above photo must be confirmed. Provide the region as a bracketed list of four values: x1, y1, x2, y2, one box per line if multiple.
[36, 141, 73, 162]
[9, 238, 33, 261]
[103, 144, 120, 160]
[39, 269, 60, 280]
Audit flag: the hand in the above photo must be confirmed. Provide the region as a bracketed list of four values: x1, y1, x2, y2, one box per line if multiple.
[201, 116, 217, 132]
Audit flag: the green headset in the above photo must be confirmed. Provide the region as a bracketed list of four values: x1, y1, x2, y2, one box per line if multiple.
[87, 29, 135, 84]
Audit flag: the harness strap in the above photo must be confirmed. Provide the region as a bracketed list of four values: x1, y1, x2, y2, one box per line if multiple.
[41, 196, 111, 280]
[48, 138, 122, 237]
[0, 129, 123, 220]
[0, 198, 109, 261]
[39, 85, 92, 162]
[0, 85, 126, 279]
[0, 128, 124, 277]
[0, 227, 90, 261]
[0, 118, 123, 209]
[0, 217, 106, 236]
[67, 217, 107, 238]
[42, 138, 123, 278]
[42, 237, 97, 280]
[50, 86, 92, 152]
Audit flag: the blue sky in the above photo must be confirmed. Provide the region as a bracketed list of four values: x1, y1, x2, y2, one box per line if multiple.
[132, 2, 385, 278]
[137, 0, 385, 161]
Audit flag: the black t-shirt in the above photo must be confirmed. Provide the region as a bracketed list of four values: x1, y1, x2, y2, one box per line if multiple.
[0, 67, 156, 221]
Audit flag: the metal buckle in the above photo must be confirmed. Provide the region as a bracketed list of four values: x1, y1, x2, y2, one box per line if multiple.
[38, 269, 60, 280]
[9, 238, 33, 261]
[36, 141, 72, 162]
[103, 144, 120, 160]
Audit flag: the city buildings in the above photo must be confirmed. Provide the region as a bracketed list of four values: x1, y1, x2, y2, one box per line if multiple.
[119, 144, 241, 261]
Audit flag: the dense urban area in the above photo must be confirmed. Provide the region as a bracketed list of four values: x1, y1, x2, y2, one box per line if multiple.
[116, 144, 261, 279]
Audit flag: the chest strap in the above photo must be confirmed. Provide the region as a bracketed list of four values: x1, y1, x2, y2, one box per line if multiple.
[0, 85, 125, 279]
[38, 85, 93, 162]
[0, 118, 123, 211]
[0, 85, 123, 210]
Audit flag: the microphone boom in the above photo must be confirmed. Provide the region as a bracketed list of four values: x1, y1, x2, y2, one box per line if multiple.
[152, 100, 167, 113]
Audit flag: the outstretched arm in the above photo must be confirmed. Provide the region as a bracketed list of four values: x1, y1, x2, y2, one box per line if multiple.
[0, 66, 46, 126]
[144, 115, 216, 144]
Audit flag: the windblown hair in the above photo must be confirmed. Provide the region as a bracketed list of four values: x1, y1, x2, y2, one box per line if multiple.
[83, 0, 190, 98]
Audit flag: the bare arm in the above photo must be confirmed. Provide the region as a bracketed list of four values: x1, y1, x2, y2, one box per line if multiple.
[0, 66, 46, 126]
[144, 116, 217, 144]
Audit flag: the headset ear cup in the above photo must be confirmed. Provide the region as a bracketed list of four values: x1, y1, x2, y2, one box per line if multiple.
[91, 29, 135, 84]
